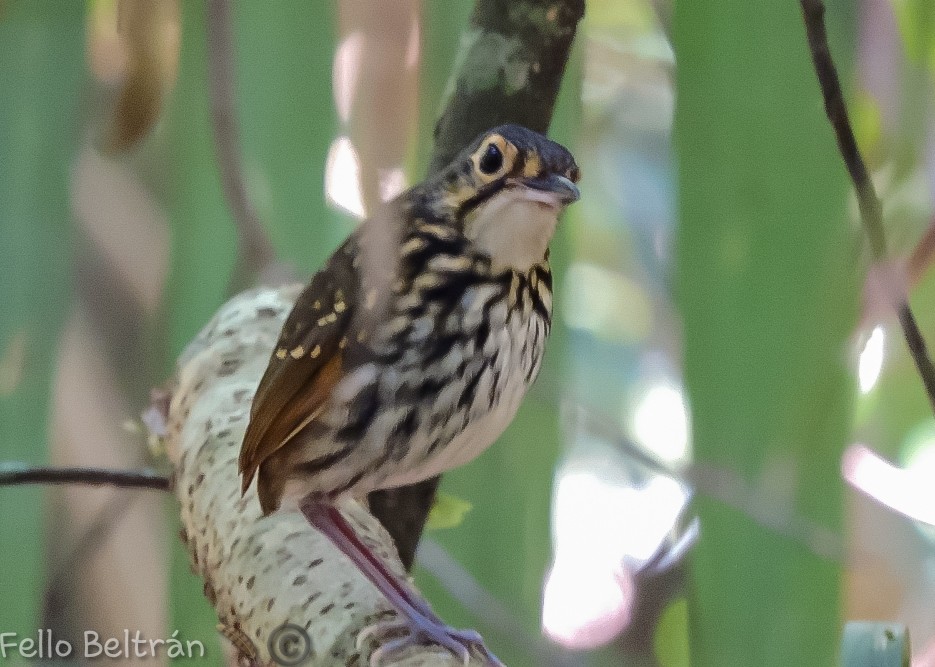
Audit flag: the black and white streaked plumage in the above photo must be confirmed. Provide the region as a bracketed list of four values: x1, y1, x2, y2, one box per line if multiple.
[239, 125, 579, 665]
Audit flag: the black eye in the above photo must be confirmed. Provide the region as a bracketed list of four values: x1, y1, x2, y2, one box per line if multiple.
[478, 143, 504, 175]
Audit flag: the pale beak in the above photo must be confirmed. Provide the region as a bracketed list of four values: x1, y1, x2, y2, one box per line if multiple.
[521, 173, 580, 205]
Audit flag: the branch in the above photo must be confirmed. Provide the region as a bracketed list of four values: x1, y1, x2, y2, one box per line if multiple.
[428, 0, 585, 174]
[0, 462, 170, 491]
[907, 214, 935, 289]
[205, 0, 278, 291]
[369, 0, 585, 571]
[43, 496, 135, 631]
[800, 0, 935, 412]
[167, 287, 484, 665]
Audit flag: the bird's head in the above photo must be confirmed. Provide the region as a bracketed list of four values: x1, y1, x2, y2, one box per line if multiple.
[424, 124, 580, 272]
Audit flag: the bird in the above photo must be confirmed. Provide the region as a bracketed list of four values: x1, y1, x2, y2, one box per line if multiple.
[239, 124, 580, 665]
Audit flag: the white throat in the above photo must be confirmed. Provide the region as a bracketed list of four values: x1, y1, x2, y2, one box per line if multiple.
[465, 187, 562, 273]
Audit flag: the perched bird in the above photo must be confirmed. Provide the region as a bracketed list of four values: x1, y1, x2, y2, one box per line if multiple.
[240, 125, 579, 665]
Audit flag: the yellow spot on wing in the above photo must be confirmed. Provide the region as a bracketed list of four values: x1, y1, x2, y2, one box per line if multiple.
[275, 348, 287, 360]
[334, 301, 346, 313]
[429, 254, 473, 273]
[401, 237, 429, 256]
[317, 313, 338, 326]
[310, 345, 321, 358]
[290, 346, 305, 359]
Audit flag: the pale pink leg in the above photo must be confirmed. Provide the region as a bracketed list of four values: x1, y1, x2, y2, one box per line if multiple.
[300, 498, 502, 666]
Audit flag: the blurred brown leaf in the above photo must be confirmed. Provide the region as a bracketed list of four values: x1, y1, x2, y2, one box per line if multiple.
[89, 0, 180, 151]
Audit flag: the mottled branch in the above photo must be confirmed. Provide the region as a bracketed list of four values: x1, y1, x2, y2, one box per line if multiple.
[800, 0, 935, 412]
[167, 287, 485, 665]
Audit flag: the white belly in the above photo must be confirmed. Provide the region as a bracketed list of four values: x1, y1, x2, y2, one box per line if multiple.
[379, 370, 528, 489]
[367, 296, 546, 492]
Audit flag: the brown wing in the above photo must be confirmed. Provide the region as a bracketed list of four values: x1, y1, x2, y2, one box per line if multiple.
[239, 242, 358, 495]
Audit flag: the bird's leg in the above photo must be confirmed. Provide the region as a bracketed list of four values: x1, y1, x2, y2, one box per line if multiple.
[299, 497, 502, 666]
[301, 497, 428, 615]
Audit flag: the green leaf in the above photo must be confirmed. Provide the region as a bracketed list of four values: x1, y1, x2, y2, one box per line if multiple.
[675, 0, 859, 665]
[426, 491, 474, 531]
[654, 598, 691, 667]
[892, 0, 935, 66]
[0, 0, 84, 640]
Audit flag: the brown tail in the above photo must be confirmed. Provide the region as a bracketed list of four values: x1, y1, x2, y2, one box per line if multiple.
[256, 463, 283, 515]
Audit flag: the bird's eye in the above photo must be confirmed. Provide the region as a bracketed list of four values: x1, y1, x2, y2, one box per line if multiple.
[478, 144, 504, 175]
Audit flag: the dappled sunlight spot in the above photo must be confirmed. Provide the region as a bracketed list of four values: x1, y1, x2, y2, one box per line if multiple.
[542, 556, 633, 649]
[842, 443, 935, 527]
[913, 635, 935, 667]
[629, 381, 691, 465]
[904, 431, 935, 541]
[325, 136, 366, 219]
[543, 469, 689, 648]
[405, 14, 421, 69]
[378, 167, 407, 202]
[333, 32, 364, 124]
[858, 325, 885, 393]
[562, 262, 652, 342]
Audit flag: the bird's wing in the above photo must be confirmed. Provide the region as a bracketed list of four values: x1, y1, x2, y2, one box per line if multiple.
[239, 242, 358, 494]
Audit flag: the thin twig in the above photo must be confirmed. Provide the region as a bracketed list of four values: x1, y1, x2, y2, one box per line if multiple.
[558, 396, 850, 563]
[0, 462, 170, 491]
[43, 495, 135, 631]
[800, 0, 935, 413]
[907, 214, 935, 288]
[205, 0, 277, 291]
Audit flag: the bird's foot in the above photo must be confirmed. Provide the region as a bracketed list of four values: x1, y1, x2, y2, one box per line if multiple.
[360, 610, 503, 666]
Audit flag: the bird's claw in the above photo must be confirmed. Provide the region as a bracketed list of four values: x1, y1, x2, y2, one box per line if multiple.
[362, 612, 502, 666]
[356, 616, 409, 652]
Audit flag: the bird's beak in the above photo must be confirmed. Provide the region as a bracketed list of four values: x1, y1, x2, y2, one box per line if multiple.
[520, 174, 580, 205]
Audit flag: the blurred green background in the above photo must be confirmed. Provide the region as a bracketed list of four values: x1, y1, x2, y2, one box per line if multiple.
[2, 0, 935, 665]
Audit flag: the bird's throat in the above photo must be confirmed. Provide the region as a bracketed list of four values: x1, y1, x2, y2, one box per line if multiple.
[465, 190, 561, 273]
